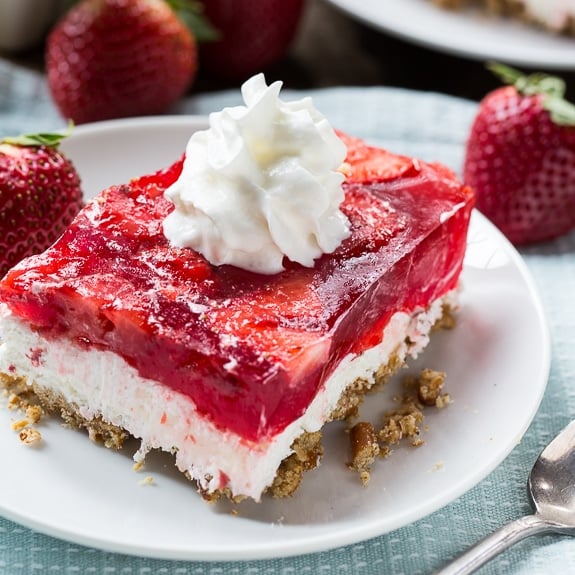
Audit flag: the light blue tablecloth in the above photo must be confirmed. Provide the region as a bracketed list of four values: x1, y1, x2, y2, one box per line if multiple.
[1, 58, 575, 575]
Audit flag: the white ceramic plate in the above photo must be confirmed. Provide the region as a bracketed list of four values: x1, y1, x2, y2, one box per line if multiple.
[326, 0, 575, 69]
[0, 116, 550, 561]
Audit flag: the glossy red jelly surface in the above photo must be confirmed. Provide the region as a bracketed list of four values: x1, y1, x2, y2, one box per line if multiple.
[0, 135, 474, 442]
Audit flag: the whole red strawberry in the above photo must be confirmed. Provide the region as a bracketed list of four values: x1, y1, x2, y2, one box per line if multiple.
[200, 0, 306, 81]
[464, 63, 575, 245]
[0, 131, 84, 276]
[46, 0, 198, 124]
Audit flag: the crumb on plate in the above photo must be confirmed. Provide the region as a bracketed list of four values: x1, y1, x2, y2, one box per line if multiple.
[19, 427, 42, 446]
[347, 367, 452, 484]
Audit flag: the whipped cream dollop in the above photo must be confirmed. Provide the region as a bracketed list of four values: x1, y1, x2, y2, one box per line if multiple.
[163, 74, 350, 274]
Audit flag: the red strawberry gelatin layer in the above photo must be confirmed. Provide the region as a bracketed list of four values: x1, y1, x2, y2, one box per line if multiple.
[0, 136, 474, 443]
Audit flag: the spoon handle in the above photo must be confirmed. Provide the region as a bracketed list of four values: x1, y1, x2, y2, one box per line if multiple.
[434, 514, 551, 575]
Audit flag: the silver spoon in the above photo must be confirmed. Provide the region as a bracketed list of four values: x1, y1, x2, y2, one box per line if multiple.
[435, 419, 575, 575]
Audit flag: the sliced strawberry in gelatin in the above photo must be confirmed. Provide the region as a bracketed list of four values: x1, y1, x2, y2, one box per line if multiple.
[337, 131, 417, 183]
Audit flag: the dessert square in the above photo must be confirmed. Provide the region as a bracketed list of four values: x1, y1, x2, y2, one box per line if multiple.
[0, 80, 474, 502]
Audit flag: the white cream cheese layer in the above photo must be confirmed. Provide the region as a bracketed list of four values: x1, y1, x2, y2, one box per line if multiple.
[0, 293, 454, 500]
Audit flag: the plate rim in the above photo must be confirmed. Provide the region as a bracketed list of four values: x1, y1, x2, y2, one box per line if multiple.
[325, 0, 575, 69]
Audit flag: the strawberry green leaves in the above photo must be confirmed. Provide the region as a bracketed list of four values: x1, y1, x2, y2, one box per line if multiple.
[488, 62, 575, 126]
[1, 124, 73, 148]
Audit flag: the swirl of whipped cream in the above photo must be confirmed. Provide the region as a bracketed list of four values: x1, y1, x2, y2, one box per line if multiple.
[163, 74, 350, 274]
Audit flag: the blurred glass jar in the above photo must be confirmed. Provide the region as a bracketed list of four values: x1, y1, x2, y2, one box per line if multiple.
[0, 0, 70, 53]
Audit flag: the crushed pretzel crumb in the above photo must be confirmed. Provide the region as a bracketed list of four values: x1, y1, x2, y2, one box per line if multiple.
[19, 427, 42, 446]
[11, 419, 30, 431]
[7, 394, 22, 410]
[347, 367, 453, 485]
[347, 422, 380, 485]
[436, 393, 452, 409]
[139, 476, 155, 486]
[132, 460, 145, 472]
[379, 407, 424, 446]
[417, 369, 446, 406]
[25, 404, 44, 423]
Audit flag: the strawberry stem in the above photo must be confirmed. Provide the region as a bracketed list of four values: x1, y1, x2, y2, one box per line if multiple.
[165, 0, 220, 42]
[1, 122, 73, 148]
[487, 61, 575, 126]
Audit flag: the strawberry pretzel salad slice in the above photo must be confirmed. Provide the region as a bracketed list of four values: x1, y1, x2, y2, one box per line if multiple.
[0, 75, 474, 502]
